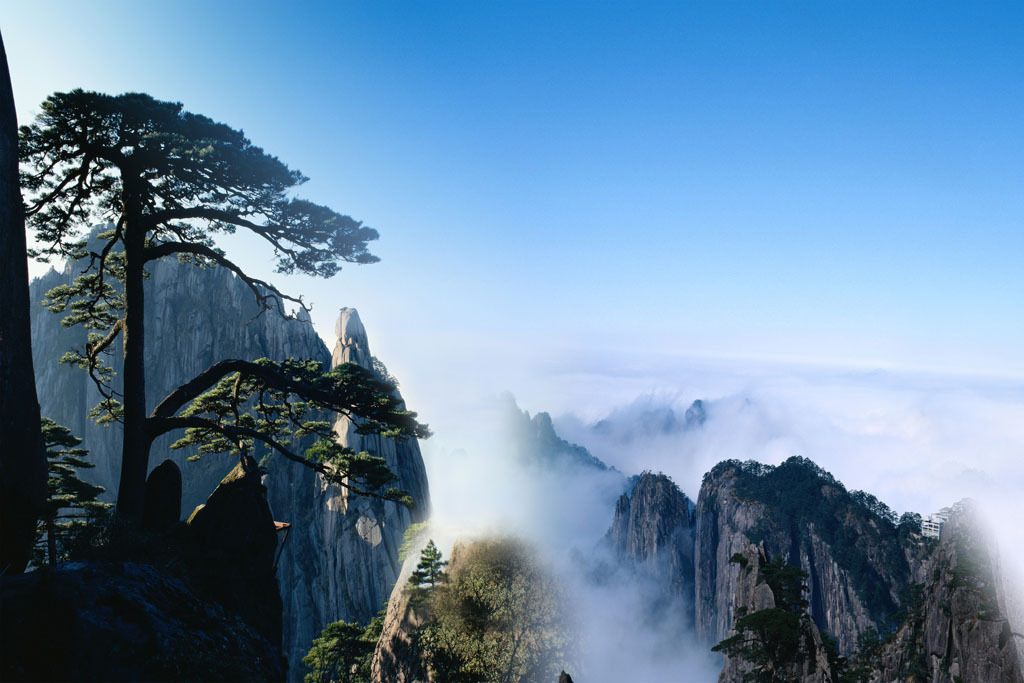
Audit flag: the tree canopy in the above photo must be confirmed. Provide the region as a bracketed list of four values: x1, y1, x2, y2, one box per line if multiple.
[20, 90, 426, 521]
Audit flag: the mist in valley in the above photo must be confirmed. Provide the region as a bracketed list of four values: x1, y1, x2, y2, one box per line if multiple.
[415, 351, 1024, 680]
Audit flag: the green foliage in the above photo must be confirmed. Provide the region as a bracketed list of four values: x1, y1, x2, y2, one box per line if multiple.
[398, 521, 429, 564]
[167, 357, 428, 506]
[416, 539, 573, 683]
[727, 456, 911, 624]
[759, 556, 809, 613]
[713, 608, 805, 682]
[410, 540, 447, 589]
[713, 553, 812, 682]
[19, 89, 410, 519]
[34, 417, 113, 565]
[302, 606, 386, 683]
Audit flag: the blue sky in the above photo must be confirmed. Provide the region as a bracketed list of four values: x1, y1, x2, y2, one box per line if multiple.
[5, 1, 1023, 401]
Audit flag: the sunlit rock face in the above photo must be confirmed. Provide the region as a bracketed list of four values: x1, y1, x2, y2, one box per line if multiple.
[270, 307, 430, 681]
[716, 542, 834, 683]
[31, 246, 429, 681]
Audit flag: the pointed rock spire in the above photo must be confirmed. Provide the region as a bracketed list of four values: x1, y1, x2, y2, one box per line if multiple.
[333, 307, 372, 369]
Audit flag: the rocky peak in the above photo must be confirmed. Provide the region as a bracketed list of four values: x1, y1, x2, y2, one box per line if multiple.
[502, 395, 614, 473]
[333, 306, 372, 368]
[609, 472, 694, 565]
[695, 457, 914, 655]
[868, 505, 1023, 683]
[30, 248, 430, 682]
[606, 472, 697, 629]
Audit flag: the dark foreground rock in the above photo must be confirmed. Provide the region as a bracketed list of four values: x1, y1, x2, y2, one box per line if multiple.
[0, 561, 284, 682]
[185, 455, 282, 650]
[143, 459, 182, 531]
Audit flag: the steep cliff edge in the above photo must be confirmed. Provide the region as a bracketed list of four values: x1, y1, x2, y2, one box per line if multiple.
[607, 472, 696, 617]
[31, 250, 429, 681]
[695, 457, 925, 655]
[269, 307, 430, 680]
[868, 506, 1023, 683]
[716, 542, 835, 683]
[370, 533, 431, 683]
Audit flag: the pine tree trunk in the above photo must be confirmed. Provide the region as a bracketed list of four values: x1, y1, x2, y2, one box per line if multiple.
[0, 29, 47, 573]
[114, 202, 149, 523]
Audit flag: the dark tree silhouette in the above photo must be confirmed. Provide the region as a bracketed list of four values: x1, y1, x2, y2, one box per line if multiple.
[0, 29, 47, 573]
[36, 417, 112, 566]
[20, 89, 427, 522]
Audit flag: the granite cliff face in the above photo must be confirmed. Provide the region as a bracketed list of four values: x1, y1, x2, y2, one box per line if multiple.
[269, 307, 430, 680]
[30, 250, 429, 681]
[694, 458, 919, 656]
[716, 541, 835, 683]
[30, 252, 328, 513]
[608, 472, 695, 614]
[868, 507, 1023, 683]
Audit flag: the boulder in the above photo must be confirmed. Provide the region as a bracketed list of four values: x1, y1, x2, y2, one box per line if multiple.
[143, 459, 181, 531]
[186, 455, 282, 650]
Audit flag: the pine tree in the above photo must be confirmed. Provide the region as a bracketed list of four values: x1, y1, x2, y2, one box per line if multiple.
[410, 539, 447, 588]
[19, 90, 429, 522]
[35, 417, 112, 565]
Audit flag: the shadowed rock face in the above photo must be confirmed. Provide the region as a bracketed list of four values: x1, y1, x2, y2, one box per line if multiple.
[143, 459, 181, 531]
[694, 459, 916, 655]
[0, 31, 46, 575]
[186, 455, 282, 648]
[608, 472, 696, 618]
[869, 508, 1024, 683]
[0, 561, 285, 682]
[30, 249, 430, 681]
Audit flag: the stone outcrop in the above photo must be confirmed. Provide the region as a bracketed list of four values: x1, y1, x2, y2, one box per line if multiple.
[717, 542, 834, 683]
[869, 506, 1023, 683]
[695, 458, 914, 655]
[30, 247, 430, 681]
[143, 459, 182, 531]
[695, 462, 772, 647]
[0, 561, 284, 682]
[608, 472, 695, 613]
[0, 30, 47, 575]
[186, 455, 282, 648]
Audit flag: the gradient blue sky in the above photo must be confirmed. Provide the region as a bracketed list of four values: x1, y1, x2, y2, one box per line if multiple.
[5, 1, 1023, 399]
